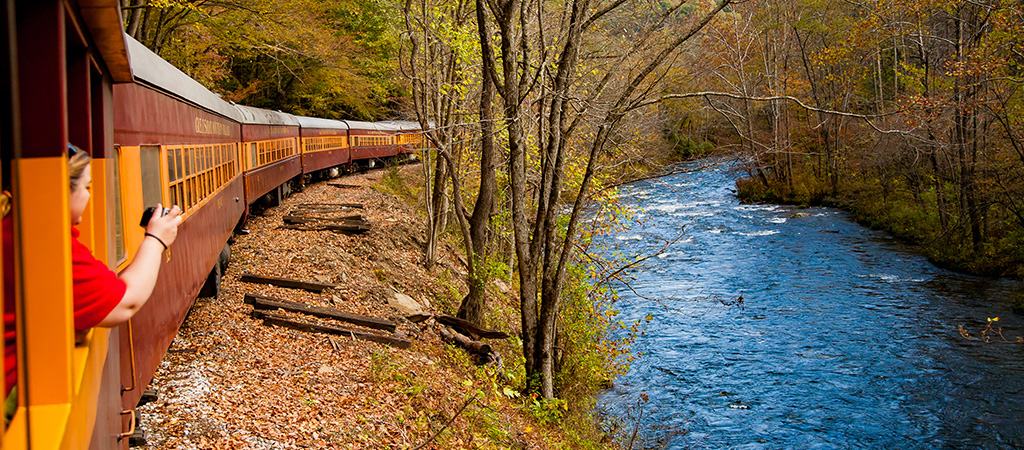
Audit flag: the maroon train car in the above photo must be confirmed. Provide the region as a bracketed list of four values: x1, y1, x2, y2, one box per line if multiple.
[380, 120, 426, 157]
[345, 120, 402, 166]
[296, 115, 350, 177]
[235, 104, 301, 208]
[113, 36, 246, 413]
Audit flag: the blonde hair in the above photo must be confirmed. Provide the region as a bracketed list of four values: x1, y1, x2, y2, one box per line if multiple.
[68, 150, 92, 191]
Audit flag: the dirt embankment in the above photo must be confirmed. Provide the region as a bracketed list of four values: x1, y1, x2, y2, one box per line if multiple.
[137, 164, 542, 449]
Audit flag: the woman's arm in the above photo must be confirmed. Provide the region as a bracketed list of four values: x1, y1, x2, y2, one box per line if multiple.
[96, 204, 182, 327]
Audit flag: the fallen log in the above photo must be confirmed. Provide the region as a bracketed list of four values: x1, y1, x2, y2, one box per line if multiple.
[406, 313, 433, 323]
[435, 315, 510, 340]
[244, 293, 396, 332]
[239, 273, 335, 292]
[254, 310, 412, 349]
[438, 326, 492, 356]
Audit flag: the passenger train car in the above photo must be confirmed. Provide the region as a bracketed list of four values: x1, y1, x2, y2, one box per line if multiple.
[0, 1, 424, 448]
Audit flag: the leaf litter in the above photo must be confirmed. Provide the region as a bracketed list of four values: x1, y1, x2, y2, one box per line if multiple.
[138, 165, 547, 449]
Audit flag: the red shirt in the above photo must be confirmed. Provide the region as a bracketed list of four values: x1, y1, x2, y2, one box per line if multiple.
[70, 227, 125, 330]
[4, 215, 15, 395]
[2, 226, 125, 395]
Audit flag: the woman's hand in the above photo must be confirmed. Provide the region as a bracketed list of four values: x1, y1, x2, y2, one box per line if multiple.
[144, 204, 183, 246]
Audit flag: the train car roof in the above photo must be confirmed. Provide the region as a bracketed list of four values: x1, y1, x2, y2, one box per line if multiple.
[344, 120, 404, 132]
[79, 3, 132, 82]
[125, 35, 243, 122]
[377, 120, 424, 132]
[294, 115, 349, 130]
[233, 104, 300, 126]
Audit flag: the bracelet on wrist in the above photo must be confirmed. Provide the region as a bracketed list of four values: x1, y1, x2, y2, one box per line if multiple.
[144, 233, 168, 250]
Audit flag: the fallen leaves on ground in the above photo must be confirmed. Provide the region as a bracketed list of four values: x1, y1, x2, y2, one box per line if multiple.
[139, 165, 543, 450]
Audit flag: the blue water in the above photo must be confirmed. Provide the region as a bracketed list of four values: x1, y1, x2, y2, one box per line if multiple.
[597, 160, 1024, 449]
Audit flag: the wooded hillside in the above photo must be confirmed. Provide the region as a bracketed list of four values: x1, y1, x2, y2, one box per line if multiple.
[122, 0, 406, 119]
[668, 0, 1024, 277]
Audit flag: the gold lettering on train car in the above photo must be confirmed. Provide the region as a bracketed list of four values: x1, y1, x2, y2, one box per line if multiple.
[195, 117, 231, 136]
[268, 126, 291, 137]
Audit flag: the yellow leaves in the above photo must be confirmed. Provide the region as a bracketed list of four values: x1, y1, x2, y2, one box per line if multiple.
[502, 386, 521, 398]
[988, 317, 999, 323]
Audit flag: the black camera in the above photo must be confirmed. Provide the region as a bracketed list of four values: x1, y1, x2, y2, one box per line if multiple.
[139, 206, 171, 227]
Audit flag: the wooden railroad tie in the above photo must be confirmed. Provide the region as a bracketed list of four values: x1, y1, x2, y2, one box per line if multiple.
[239, 273, 336, 293]
[283, 214, 364, 224]
[253, 310, 411, 349]
[327, 183, 364, 189]
[282, 205, 371, 234]
[280, 222, 371, 233]
[292, 202, 364, 211]
[244, 293, 396, 333]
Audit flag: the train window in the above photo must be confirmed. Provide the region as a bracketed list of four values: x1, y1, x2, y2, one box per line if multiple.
[140, 146, 162, 209]
[167, 152, 177, 182]
[183, 148, 191, 176]
[173, 149, 182, 181]
[113, 148, 125, 262]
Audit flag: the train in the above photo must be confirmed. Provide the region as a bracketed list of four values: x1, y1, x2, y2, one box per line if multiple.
[0, 1, 424, 449]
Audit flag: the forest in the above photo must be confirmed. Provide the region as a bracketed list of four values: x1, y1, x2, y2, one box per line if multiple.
[122, 0, 1024, 437]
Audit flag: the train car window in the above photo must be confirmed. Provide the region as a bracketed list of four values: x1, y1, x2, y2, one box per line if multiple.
[140, 146, 162, 209]
[167, 152, 176, 182]
[113, 148, 125, 262]
[173, 149, 182, 181]
[183, 148, 191, 176]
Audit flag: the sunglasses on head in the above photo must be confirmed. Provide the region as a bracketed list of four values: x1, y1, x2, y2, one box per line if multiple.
[68, 143, 82, 158]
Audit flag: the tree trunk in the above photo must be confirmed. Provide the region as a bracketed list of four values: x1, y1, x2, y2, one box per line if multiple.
[424, 157, 448, 268]
[457, 0, 499, 325]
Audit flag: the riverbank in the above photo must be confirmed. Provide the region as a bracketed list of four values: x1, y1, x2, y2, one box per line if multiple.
[136, 163, 614, 449]
[734, 170, 1024, 282]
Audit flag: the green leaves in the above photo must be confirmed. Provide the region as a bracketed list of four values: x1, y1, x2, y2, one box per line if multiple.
[133, 0, 405, 119]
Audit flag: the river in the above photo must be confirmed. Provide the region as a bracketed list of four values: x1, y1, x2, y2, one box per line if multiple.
[597, 159, 1024, 449]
